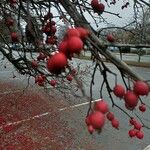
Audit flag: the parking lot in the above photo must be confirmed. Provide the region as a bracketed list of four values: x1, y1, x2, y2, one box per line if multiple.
[0, 56, 150, 149]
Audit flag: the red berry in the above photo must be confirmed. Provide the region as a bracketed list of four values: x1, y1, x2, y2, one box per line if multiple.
[88, 111, 105, 130]
[91, 0, 99, 10]
[49, 80, 57, 86]
[133, 81, 149, 96]
[106, 112, 114, 121]
[76, 27, 89, 39]
[98, 3, 105, 13]
[88, 125, 94, 134]
[6, 18, 14, 26]
[66, 75, 73, 81]
[91, 0, 105, 13]
[37, 52, 46, 61]
[128, 129, 137, 137]
[139, 104, 146, 112]
[11, 32, 18, 42]
[129, 118, 137, 125]
[67, 28, 80, 37]
[111, 118, 119, 129]
[58, 41, 68, 52]
[106, 34, 115, 43]
[51, 20, 56, 25]
[71, 69, 77, 76]
[134, 122, 142, 130]
[113, 84, 125, 98]
[124, 91, 138, 108]
[94, 99, 109, 114]
[31, 60, 38, 68]
[36, 75, 45, 83]
[125, 103, 135, 111]
[136, 131, 144, 139]
[41, 74, 46, 80]
[47, 52, 67, 74]
[46, 36, 56, 45]
[67, 37, 83, 54]
[58, 40, 71, 58]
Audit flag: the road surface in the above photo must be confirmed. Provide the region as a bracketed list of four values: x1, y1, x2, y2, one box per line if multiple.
[0, 55, 150, 149]
[83, 51, 150, 63]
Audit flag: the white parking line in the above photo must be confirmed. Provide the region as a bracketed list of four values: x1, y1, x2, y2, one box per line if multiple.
[0, 99, 101, 129]
[59, 99, 101, 111]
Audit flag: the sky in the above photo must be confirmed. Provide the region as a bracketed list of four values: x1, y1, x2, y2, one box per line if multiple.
[88, 0, 149, 28]
[103, 1, 134, 26]
[49, 0, 150, 30]
[89, 1, 135, 28]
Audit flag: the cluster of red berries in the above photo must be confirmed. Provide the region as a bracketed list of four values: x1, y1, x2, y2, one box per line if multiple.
[113, 80, 149, 139]
[91, 0, 105, 14]
[85, 80, 149, 138]
[35, 74, 46, 87]
[85, 100, 119, 134]
[5, 1, 18, 42]
[113, 81, 149, 110]
[5, 15, 19, 43]
[41, 12, 57, 45]
[128, 118, 144, 139]
[31, 27, 88, 87]
[47, 27, 89, 74]
[33, 66, 77, 87]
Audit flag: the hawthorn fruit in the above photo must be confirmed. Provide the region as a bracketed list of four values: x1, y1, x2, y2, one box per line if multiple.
[47, 52, 68, 74]
[124, 91, 138, 108]
[133, 81, 149, 96]
[94, 99, 109, 114]
[106, 34, 115, 43]
[111, 118, 119, 129]
[113, 84, 125, 98]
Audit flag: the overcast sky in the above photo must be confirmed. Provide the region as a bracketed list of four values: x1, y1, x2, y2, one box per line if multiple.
[103, 2, 134, 26]
[49, 0, 149, 31]
[89, 0, 149, 28]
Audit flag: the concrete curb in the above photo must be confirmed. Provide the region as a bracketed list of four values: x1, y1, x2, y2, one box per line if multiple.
[143, 145, 150, 150]
[123, 61, 150, 68]
[76, 55, 150, 68]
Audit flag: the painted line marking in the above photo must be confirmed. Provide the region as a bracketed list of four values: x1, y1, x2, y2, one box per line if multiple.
[0, 99, 101, 129]
[59, 99, 101, 111]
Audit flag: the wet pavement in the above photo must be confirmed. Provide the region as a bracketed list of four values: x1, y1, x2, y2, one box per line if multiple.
[0, 57, 150, 150]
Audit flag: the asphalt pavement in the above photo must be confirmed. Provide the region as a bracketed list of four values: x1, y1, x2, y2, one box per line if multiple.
[0, 54, 150, 149]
